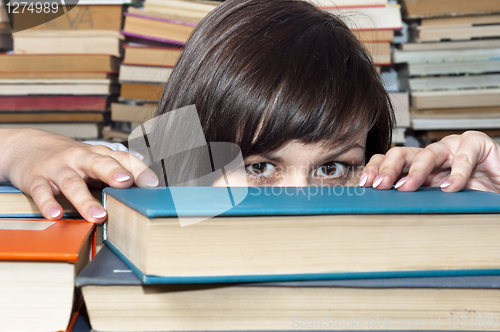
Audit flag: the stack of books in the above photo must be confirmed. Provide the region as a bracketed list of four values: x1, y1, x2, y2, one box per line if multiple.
[395, 0, 500, 142]
[0, 0, 11, 51]
[111, 45, 182, 132]
[309, 0, 403, 69]
[108, 0, 219, 138]
[77, 186, 500, 331]
[0, 1, 126, 140]
[303, 0, 410, 145]
[0, 184, 96, 331]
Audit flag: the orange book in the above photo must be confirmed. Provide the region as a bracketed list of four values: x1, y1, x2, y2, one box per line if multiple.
[0, 218, 95, 332]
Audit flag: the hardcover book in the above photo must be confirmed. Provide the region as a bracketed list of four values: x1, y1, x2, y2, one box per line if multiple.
[79, 245, 500, 332]
[0, 184, 101, 217]
[103, 186, 500, 284]
[0, 218, 95, 332]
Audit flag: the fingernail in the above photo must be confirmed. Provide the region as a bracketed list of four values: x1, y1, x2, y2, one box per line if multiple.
[441, 180, 453, 189]
[49, 206, 61, 218]
[114, 172, 131, 183]
[373, 175, 384, 188]
[394, 176, 409, 189]
[90, 206, 107, 219]
[141, 173, 159, 187]
[358, 173, 368, 187]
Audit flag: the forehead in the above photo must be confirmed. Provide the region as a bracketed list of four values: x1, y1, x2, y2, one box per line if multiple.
[254, 135, 367, 164]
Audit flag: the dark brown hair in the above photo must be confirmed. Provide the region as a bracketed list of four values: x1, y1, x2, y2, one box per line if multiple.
[152, 0, 394, 185]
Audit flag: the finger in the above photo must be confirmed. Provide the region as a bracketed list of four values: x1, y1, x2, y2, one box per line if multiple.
[373, 147, 421, 190]
[28, 178, 64, 220]
[398, 142, 450, 192]
[107, 150, 159, 187]
[89, 147, 159, 187]
[51, 169, 107, 223]
[440, 138, 480, 192]
[78, 152, 135, 188]
[360, 154, 384, 187]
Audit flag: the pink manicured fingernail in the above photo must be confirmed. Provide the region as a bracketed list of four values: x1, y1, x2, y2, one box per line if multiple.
[114, 172, 131, 182]
[373, 175, 384, 188]
[358, 173, 368, 187]
[90, 206, 107, 219]
[141, 173, 159, 187]
[49, 206, 61, 218]
[441, 180, 453, 188]
[394, 176, 409, 189]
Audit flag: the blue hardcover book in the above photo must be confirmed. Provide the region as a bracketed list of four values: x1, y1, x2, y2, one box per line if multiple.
[0, 183, 101, 218]
[102, 186, 500, 284]
[78, 245, 500, 332]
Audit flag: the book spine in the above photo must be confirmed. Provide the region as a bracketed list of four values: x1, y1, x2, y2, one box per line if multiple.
[102, 192, 107, 242]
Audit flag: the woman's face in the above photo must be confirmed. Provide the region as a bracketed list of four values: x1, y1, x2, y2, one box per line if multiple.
[213, 134, 367, 187]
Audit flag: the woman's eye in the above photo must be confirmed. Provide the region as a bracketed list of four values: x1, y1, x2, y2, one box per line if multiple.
[313, 162, 348, 178]
[245, 162, 278, 176]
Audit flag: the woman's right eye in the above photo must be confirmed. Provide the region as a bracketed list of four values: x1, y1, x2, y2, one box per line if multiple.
[245, 162, 278, 177]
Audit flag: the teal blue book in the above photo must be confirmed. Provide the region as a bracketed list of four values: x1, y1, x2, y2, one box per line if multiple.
[78, 245, 500, 332]
[102, 186, 500, 284]
[103, 186, 500, 217]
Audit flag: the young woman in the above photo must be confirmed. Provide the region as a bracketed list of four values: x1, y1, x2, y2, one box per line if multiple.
[1, 0, 499, 223]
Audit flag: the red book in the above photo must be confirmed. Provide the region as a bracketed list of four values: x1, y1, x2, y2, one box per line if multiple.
[0, 96, 108, 112]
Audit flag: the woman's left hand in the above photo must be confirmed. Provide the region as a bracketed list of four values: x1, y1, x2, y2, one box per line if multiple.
[359, 131, 500, 193]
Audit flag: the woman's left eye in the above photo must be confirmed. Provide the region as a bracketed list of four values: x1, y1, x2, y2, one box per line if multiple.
[313, 162, 348, 178]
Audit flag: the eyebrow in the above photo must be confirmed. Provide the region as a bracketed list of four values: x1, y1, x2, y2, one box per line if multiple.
[255, 143, 366, 164]
[259, 152, 284, 163]
[319, 143, 366, 164]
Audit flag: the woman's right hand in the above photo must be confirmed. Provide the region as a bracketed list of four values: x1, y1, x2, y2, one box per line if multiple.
[0, 129, 159, 223]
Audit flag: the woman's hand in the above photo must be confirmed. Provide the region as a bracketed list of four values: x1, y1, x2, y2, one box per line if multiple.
[0, 129, 159, 223]
[359, 131, 500, 193]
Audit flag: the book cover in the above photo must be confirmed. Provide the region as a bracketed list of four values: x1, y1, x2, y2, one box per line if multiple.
[79, 246, 500, 332]
[103, 187, 500, 284]
[0, 96, 107, 112]
[77, 245, 500, 289]
[0, 218, 95, 332]
[121, 12, 195, 45]
[0, 54, 119, 73]
[103, 186, 500, 219]
[0, 218, 95, 262]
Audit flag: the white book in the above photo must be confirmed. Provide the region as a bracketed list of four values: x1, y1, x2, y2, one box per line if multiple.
[298, 0, 388, 8]
[0, 123, 100, 139]
[401, 39, 500, 51]
[13, 30, 123, 57]
[407, 74, 500, 92]
[327, 5, 402, 30]
[144, 0, 217, 13]
[411, 88, 500, 110]
[412, 118, 500, 130]
[119, 65, 173, 84]
[407, 60, 500, 76]
[389, 92, 410, 127]
[416, 25, 500, 42]
[392, 127, 406, 144]
[0, 84, 118, 95]
[393, 48, 500, 64]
